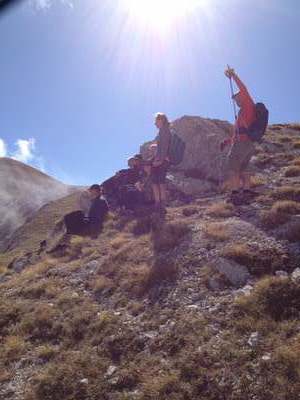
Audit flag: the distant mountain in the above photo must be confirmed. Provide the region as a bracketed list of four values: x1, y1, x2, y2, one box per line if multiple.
[0, 157, 75, 251]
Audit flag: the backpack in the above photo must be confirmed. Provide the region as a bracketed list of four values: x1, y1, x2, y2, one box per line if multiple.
[246, 103, 269, 142]
[168, 129, 186, 165]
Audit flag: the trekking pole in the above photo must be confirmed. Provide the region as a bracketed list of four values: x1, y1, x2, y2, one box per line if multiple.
[227, 64, 238, 122]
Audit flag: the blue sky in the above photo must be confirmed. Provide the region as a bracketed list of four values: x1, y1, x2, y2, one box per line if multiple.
[0, 0, 299, 185]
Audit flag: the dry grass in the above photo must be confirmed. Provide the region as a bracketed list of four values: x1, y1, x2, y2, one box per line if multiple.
[250, 175, 266, 187]
[91, 276, 115, 295]
[182, 206, 199, 217]
[152, 221, 190, 252]
[273, 186, 300, 202]
[235, 276, 300, 322]
[3, 335, 27, 362]
[293, 141, 300, 149]
[285, 166, 300, 177]
[110, 235, 130, 250]
[261, 200, 300, 228]
[206, 202, 234, 218]
[292, 157, 300, 166]
[278, 135, 292, 143]
[222, 242, 287, 276]
[281, 220, 300, 242]
[203, 222, 230, 241]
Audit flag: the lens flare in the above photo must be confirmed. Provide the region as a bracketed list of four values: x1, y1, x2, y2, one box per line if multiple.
[124, 0, 207, 34]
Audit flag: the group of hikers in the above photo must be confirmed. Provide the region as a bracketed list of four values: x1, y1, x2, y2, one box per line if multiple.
[64, 66, 269, 239]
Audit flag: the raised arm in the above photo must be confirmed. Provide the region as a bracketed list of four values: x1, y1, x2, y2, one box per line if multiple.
[225, 67, 253, 102]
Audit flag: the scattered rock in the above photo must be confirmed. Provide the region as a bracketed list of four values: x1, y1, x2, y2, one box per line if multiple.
[212, 258, 251, 288]
[261, 353, 271, 361]
[105, 365, 118, 377]
[235, 284, 253, 297]
[292, 267, 300, 281]
[247, 332, 259, 347]
[7, 253, 33, 273]
[275, 270, 289, 277]
[85, 260, 100, 270]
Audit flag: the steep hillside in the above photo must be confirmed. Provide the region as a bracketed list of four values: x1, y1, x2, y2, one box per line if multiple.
[1, 122, 300, 400]
[0, 158, 75, 251]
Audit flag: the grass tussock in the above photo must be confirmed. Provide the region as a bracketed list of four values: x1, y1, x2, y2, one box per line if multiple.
[203, 222, 229, 241]
[222, 242, 287, 276]
[250, 175, 266, 187]
[182, 206, 199, 217]
[292, 157, 300, 166]
[261, 200, 300, 228]
[293, 141, 300, 149]
[281, 220, 300, 242]
[273, 186, 300, 202]
[152, 221, 190, 252]
[131, 216, 153, 236]
[206, 202, 234, 218]
[285, 166, 300, 177]
[235, 277, 300, 322]
[3, 335, 27, 362]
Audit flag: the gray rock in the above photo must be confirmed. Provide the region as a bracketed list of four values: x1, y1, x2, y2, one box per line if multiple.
[235, 284, 253, 297]
[212, 258, 251, 288]
[85, 260, 100, 270]
[275, 270, 289, 278]
[248, 332, 259, 347]
[8, 254, 33, 273]
[292, 268, 300, 281]
[167, 173, 215, 196]
[105, 365, 117, 377]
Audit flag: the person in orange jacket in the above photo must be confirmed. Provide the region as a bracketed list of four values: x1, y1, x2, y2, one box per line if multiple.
[221, 67, 257, 196]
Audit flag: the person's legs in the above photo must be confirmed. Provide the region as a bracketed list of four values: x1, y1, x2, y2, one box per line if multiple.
[240, 141, 256, 191]
[159, 184, 167, 202]
[223, 173, 241, 192]
[223, 143, 241, 193]
[240, 171, 252, 190]
[152, 184, 161, 207]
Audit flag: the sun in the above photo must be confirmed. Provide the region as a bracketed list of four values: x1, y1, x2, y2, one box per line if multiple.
[123, 0, 205, 34]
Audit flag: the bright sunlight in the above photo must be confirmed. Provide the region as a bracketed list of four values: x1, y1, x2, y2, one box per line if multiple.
[124, 0, 208, 34]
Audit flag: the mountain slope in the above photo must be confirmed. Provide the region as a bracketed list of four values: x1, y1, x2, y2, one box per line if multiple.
[1, 121, 300, 399]
[0, 157, 74, 251]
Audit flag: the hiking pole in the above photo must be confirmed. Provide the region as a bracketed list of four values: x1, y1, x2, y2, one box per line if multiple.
[227, 64, 238, 122]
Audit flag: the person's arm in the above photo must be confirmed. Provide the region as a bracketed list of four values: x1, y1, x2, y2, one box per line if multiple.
[225, 68, 254, 105]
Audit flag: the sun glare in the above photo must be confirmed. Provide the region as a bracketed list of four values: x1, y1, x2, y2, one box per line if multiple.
[124, 0, 206, 34]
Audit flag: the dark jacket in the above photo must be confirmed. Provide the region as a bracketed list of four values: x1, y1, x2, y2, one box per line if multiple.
[155, 125, 171, 162]
[88, 196, 109, 227]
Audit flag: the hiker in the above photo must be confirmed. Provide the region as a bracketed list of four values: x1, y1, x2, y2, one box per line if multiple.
[64, 184, 108, 238]
[102, 155, 149, 212]
[151, 112, 171, 215]
[221, 67, 258, 198]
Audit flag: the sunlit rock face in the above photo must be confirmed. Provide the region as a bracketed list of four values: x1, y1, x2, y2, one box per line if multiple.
[141, 115, 233, 195]
[0, 157, 73, 250]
